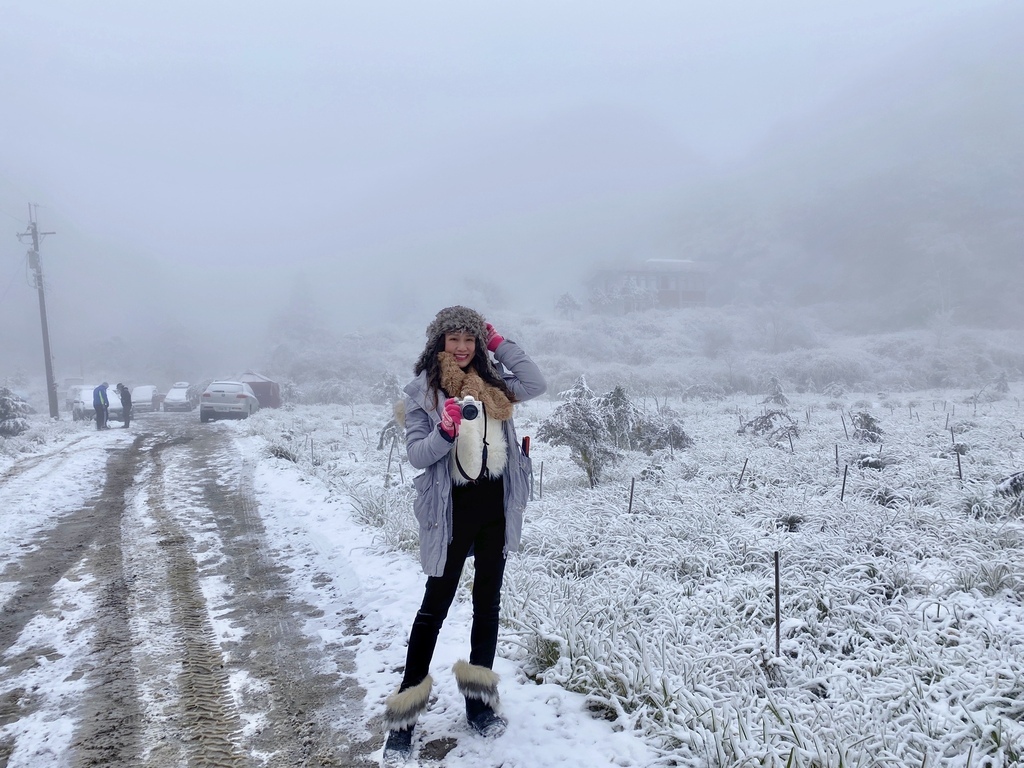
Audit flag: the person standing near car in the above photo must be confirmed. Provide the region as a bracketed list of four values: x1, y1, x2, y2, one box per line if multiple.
[115, 383, 132, 428]
[92, 382, 110, 430]
[380, 306, 545, 764]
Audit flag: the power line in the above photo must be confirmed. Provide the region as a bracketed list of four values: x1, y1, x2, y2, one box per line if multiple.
[0, 254, 28, 302]
[0, 206, 27, 226]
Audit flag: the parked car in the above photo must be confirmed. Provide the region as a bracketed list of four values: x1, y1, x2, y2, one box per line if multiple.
[162, 382, 199, 412]
[64, 378, 85, 412]
[199, 381, 260, 423]
[71, 385, 124, 423]
[130, 385, 161, 413]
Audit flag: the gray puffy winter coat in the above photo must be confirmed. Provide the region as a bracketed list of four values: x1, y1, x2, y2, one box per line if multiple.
[403, 339, 547, 576]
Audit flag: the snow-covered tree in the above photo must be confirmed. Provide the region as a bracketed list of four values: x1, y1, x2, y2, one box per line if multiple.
[641, 406, 695, 453]
[596, 385, 642, 450]
[762, 375, 789, 406]
[370, 371, 402, 406]
[538, 376, 616, 488]
[555, 293, 582, 320]
[852, 411, 883, 443]
[540, 378, 693, 486]
[0, 388, 32, 437]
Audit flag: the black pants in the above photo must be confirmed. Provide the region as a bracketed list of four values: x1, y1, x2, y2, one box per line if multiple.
[95, 406, 107, 430]
[122, 406, 131, 428]
[401, 477, 506, 691]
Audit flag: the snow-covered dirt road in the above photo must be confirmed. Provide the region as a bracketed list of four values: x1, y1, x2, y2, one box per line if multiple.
[0, 415, 377, 767]
[0, 411, 659, 768]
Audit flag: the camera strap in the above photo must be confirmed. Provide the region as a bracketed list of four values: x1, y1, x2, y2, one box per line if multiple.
[454, 402, 489, 483]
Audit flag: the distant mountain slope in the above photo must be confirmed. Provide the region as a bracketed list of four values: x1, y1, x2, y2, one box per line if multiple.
[692, 4, 1024, 329]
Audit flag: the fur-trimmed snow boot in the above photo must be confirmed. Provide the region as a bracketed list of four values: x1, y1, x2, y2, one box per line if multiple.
[453, 660, 507, 738]
[382, 727, 413, 766]
[382, 675, 432, 764]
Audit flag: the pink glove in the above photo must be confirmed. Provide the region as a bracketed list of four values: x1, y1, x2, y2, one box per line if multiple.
[485, 322, 505, 353]
[439, 398, 463, 437]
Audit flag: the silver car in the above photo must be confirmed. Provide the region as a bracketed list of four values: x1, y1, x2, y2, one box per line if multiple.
[162, 381, 198, 412]
[199, 381, 260, 423]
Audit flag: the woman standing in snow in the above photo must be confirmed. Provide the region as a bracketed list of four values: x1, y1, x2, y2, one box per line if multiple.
[382, 305, 546, 762]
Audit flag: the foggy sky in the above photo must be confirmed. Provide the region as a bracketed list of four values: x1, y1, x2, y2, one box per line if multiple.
[0, 0, 1017, 380]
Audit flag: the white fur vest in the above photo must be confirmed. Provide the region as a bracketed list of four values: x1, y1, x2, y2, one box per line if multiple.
[451, 402, 508, 484]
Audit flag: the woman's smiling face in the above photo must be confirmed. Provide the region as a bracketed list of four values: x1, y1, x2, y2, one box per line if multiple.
[444, 332, 476, 369]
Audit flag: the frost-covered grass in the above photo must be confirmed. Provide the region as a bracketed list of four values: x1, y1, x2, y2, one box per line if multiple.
[254, 384, 1024, 766]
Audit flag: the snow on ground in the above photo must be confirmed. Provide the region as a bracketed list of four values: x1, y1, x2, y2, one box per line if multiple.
[238, 432, 660, 767]
[0, 419, 657, 767]
[3, 380, 1024, 766]
[241, 386, 1024, 767]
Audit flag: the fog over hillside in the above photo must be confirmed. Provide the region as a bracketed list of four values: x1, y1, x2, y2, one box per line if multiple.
[1, 1, 1021, 399]
[678, 5, 1024, 327]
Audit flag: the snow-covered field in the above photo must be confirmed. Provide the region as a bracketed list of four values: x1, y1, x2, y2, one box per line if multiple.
[2, 376, 1022, 766]
[245, 381, 1024, 766]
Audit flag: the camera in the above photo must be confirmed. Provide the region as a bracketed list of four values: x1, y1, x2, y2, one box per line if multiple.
[458, 396, 481, 421]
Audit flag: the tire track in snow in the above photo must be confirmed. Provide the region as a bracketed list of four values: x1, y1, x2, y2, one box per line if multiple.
[193, 430, 377, 766]
[137, 433, 248, 767]
[0, 435, 144, 766]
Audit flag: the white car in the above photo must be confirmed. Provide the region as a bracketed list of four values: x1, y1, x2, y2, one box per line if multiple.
[131, 384, 161, 413]
[71, 385, 124, 423]
[162, 382, 198, 412]
[199, 381, 260, 423]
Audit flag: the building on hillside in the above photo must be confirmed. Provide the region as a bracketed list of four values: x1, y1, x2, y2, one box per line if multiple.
[240, 371, 282, 409]
[591, 258, 710, 311]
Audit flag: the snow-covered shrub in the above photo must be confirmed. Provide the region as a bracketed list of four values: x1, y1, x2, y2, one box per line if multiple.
[540, 380, 695, 487]
[855, 452, 887, 470]
[538, 377, 617, 488]
[997, 472, 1024, 499]
[639, 406, 694, 453]
[369, 371, 402, 406]
[596, 385, 642, 451]
[762, 375, 789, 406]
[852, 411, 883, 443]
[376, 414, 403, 451]
[738, 409, 793, 437]
[822, 381, 846, 398]
[0, 388, 32, 438]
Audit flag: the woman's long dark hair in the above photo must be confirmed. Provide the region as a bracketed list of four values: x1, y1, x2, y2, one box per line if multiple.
[414, 336, 517, 411]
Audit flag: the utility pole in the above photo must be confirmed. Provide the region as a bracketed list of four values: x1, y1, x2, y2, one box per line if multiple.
[17, 205, 60, 419]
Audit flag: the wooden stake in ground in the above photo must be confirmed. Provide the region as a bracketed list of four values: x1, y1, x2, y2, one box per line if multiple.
[627, 477, 635, 514]
[774, 551, 781, 657]
[385, 436, 397, 485]
[841, 465, 849, 501]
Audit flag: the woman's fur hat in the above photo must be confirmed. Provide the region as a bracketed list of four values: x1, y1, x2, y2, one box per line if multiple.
[425, 305, 487, 347]
[414, 306, 488, 375]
